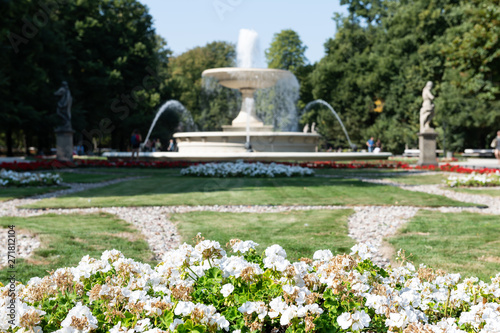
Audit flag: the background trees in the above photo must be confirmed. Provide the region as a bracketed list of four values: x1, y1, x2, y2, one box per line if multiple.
[1, 0, 498, 155]
[1, 0, 168, 155]
[306, 0, 499, 152]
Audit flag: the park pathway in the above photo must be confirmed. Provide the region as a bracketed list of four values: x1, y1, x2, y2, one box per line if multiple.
[1, 173, 499, 267]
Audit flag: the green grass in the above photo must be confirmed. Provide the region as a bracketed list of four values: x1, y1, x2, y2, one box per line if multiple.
[388, 211, 500, 280]
[172, 210, 355, 261]
[56, 172, 124, 183]
[380, 173, 450, 185]
[24, 176, 473, 209]
[0, 186, 69, 202]
[451, 187, 500, 197]
[313, 168, 409, 176]
[0, 213, 155, 284]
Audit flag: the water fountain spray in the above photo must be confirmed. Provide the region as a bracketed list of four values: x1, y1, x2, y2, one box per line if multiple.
[303, 99, 354, 149]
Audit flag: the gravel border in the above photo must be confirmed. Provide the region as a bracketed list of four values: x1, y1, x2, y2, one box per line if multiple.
[1, 172, 498, 266]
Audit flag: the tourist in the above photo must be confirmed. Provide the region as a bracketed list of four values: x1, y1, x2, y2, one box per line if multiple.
[492, 130, 500, 164]
[167, 139, 175, 152]
[375, 139, 382, 152]
[366, 137, 375, 152]
[145, 139, 153, 152]
[131, 129, 141, 160]
[155, 138, 162, 152]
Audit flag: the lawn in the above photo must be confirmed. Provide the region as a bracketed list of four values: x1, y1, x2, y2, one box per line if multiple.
[380, 173, 450, 185]
[451, 187, 500, 197]
[0, 186, 69, 202]
[24, 175, 473, 209]
[0, 213, 155, 284]
[56, 171, 125, 183]
[172, 210, 355, 261]
[388, 210, 500, 280]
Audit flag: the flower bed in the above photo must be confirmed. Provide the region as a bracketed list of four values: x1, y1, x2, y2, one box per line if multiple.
[181, 162, 314, 177]
[1, 159, 499, 176]
[0, 169, 62, 187]
[445, 171, 500, 187]
[5, 239, 499, 332]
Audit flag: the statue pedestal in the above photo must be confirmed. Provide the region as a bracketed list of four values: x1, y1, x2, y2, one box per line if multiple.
[55, 129, 74, 162]
[418, 131, 438, 166]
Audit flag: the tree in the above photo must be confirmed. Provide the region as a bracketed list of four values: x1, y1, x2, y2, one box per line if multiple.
[166, 41, 238, 131]
[0, 0, 170, 153]
[265, 29, 308, 74]
[307, 0, 498, 153]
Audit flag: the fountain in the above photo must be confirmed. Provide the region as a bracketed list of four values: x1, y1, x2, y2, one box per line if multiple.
[174, 29, 321, 153]
[303, 99, 354, 149]
[142, 100, 195, 149]
[104, 29, 392, 161]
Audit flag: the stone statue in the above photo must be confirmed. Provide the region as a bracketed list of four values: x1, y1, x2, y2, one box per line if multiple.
[54, 81, 72, 131]
[420, 81, 435, 132]
[303, 124, 309, 133]
[311, 122, 317, 134]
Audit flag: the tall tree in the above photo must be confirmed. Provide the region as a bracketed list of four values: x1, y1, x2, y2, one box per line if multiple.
[0, 0, 168, 153]
[265, 29, 308, 74]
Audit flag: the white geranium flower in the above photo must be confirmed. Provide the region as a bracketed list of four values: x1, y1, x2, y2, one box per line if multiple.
[221, 283, 234, 297]
[60, 302, 98, 332]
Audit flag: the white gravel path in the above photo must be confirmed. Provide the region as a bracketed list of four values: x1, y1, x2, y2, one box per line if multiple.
[1, 172, 499, 266]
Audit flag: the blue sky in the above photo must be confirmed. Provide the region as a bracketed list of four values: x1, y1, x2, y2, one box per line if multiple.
[138, 0, 348, 64]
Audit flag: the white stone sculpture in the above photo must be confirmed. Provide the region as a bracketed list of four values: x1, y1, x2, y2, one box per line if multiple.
[420, 81, 435, 132]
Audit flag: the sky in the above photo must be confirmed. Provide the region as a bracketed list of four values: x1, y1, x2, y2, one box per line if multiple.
[138, 0, 348, 64]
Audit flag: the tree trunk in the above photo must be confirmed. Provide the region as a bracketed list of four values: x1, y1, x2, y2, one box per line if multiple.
[6, 128, 13, 157]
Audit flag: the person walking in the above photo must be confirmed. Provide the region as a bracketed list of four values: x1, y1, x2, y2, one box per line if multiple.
[366, 137, 375, 152]
[131, 129, 141, 160]
[492, 130, 500, 164]
[167, 139, 175, 152]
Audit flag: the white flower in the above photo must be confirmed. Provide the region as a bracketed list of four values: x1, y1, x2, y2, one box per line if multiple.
[169, 318, 184, 331]
[231, 240, 259, 254]
[60, 302, 98, 332]
[351, 310, 371, 330]
[221, 283, 234, 297]
[265, 244, 287, 258]
[350, 243, 376, 260]
[337, 312, 353, 330]
[180, 162, 313, 178]
[313, 249, 333, 261]
[174, 301, 195, 316]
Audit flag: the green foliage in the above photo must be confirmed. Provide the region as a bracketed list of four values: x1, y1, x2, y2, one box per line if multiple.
[265, 29, 308, 73]
[308, 0, 500, 153]
[166, 41, 239, 131]
[0, 0, 169, 154]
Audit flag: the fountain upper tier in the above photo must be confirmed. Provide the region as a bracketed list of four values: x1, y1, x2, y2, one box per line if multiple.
[202, 68, 293, 90]
[202, 68, 294, 129]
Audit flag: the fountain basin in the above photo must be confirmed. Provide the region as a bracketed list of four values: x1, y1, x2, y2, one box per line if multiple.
[103, 151, 393, 162]
[174, 131, 321, 154]
[202, 68, 293, 90]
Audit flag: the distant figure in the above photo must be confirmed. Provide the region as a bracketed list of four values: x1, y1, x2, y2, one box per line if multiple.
[311, 122, 317, 134]
[151, 139, 156, 152]
[155, 138, 162, 152]
[131, 129, 141, 160]
[420, 81, 435, 132]
[303, 124, 309, 133]
[376, 139, 382, 152]
[492, 130, 500, 164]
[145, 139, 153, 152]
[167, 139, 175, 152]
[54, 81, 73, 131]
[366, 137, 375, 152]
